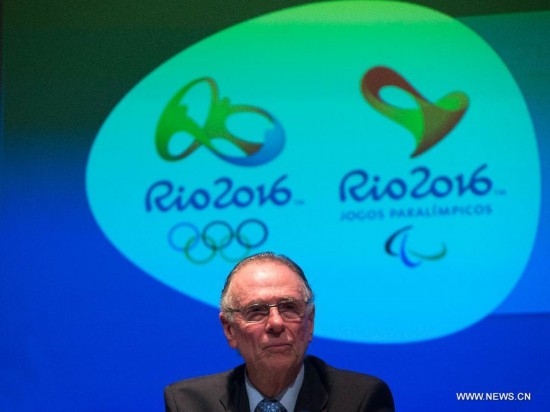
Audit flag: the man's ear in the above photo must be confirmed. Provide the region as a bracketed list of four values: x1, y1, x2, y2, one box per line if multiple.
[220, 312, 238, 349]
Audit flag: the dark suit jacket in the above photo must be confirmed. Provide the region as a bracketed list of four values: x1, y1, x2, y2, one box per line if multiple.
[164, 355, 394, 411]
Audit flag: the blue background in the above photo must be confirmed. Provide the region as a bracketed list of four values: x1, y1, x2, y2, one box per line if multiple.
[2, 1, 549, 411]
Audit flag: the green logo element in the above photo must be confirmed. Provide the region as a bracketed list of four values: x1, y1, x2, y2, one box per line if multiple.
[361, 66, 469, 157]
[156, 77, 285, 166]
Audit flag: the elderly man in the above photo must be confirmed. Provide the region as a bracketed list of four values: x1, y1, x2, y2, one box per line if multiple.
[164, 252, 394, 411]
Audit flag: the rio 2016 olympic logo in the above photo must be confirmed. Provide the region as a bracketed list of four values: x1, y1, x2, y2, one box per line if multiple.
[168, 219, 268, 263]
[156, 77, 285, 166]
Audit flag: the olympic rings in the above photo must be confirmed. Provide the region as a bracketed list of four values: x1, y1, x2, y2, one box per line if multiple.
[168, 219, 269, 263]
[168, 222, 200, 251]
[202, 221, 234, 250]
[236, 219, 268, 248]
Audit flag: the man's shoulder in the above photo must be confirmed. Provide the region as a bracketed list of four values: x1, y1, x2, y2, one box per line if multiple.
[166, 364, 245, 392]
[303, 355, 395, 411]
[164, 364, 247, 411]
[305, 355, 386, 385]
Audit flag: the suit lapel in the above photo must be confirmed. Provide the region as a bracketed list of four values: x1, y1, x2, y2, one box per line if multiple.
[220, 365, 250, 412]
[295, 357, 329, 412]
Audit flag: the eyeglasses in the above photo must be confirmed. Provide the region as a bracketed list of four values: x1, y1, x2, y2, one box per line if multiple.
[226, 299, 311, 323]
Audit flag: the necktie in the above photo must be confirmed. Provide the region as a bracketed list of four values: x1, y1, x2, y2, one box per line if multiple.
[254, 398, 287, 412]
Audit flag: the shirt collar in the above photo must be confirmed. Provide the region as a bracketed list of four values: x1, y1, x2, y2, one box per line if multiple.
[245, 364, 305, 412]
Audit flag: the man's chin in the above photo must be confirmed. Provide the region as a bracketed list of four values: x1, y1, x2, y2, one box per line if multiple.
[259, 348, 301, 370]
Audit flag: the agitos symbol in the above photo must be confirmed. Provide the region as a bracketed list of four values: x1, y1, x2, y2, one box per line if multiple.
[156, 77, 285, 166]
[385, 225, 447, 268]
[361, 66, 469, 158]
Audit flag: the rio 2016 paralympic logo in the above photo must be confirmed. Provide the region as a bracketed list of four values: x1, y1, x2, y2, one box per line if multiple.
[360, 66, 469, 267]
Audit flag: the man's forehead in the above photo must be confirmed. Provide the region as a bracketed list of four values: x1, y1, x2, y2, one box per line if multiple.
[230, 261, 303, 293]
[234, 260, 295, 277]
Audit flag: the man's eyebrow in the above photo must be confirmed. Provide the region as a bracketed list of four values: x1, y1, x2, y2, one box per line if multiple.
[242, 296, 299, 306]
[235, 299, 264, 307]
[277, 296, 299, 302]
[245, 300, 266, 306]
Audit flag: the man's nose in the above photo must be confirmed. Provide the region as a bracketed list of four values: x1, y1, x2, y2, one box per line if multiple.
[265, 306, 285, 333]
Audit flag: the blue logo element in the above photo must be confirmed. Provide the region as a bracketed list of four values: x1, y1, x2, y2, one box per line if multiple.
[385, 225, 447, 267]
